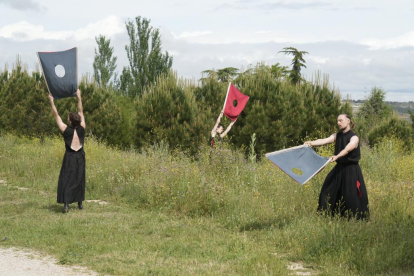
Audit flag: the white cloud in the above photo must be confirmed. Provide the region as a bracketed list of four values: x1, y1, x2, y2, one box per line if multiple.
[362, 31, 414, 49]
[0, 15, 125, 42]
[73, 15, 125, 41]
[0, 21, 71, 41]
[309, 56, 329, 64]
[0, 0, 45, 11]
[169, 29, 319, 45]
[173, 31, 212, 39]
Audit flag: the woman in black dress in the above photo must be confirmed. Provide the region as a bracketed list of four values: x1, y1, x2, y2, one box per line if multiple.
[210, 110, 235, 147]
[305, 114, 369, 220]
[49, 89, 86, 213]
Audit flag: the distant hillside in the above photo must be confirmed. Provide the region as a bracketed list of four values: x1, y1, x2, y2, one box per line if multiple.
[348, 100, 414, 122]
[386, 101, 414, 114]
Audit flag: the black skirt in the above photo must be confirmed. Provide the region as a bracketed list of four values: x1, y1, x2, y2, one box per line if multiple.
[57, 150, 85, 204]
[318, 163, 369, 220]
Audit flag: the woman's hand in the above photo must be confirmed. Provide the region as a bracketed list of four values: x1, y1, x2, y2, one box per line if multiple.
[76, 89, 81, 98]
[48, 94, 54, 103]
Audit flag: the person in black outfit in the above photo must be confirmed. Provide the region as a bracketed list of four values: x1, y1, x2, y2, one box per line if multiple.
[304, 114, 369, 220]
[49, 89, 86, 213]
[210, 110, 235, 147]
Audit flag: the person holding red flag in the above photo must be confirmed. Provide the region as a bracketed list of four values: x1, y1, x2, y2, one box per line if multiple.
[210, 83, 250, 147]
[210, 110, 235, 147]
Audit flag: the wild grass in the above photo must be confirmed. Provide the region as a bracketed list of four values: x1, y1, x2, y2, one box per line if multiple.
[0, 134, 413, 275]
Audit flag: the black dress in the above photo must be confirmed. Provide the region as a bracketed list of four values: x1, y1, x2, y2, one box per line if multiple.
[57, 126, 86, 204]
[209, 135, 222, 148]
[318, 130, 369, 220]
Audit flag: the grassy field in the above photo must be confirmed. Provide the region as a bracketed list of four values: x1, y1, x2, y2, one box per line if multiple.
[0, 134, 413, 275]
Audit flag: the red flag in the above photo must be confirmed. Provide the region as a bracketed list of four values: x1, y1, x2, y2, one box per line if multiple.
[223, 83, 249, 121]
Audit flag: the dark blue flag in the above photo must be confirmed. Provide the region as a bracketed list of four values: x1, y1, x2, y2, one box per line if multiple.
[37, 47, 77, 99]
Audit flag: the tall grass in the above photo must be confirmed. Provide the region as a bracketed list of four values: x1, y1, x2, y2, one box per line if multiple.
[0, 134, 413, 275]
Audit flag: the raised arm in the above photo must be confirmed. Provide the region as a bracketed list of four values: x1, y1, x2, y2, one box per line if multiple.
[330, 135, 359, 162]
[220, 120, 235, 138]
[304, 133, 336, 147]
[76, 89, 86, 129]
[211, 110, 224, 137]
[48, 94, 67, 133]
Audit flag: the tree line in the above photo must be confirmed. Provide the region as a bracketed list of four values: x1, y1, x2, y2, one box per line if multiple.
[0, 16, 412, 155]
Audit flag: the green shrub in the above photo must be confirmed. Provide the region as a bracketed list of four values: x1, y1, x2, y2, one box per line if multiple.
[368, 117, 413, 151]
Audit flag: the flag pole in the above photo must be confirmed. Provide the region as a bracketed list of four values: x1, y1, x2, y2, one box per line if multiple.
[36, 52, 52, 96]
[222, 82, 232, 111]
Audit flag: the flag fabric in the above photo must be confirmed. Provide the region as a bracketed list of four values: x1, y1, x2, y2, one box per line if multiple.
[223, 83, 249, 121]
[37, 47, 77, 99]
[265, 145, 330, 185]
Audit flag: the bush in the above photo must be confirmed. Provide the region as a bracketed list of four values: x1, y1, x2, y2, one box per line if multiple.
[368, 117, 413, 151]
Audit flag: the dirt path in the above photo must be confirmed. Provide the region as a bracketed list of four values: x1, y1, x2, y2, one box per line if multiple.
[0, 178, 102, 276]
[0, 247, 99, 276]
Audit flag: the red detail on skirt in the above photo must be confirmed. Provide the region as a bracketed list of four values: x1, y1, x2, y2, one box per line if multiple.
[357, 181, 362, 197]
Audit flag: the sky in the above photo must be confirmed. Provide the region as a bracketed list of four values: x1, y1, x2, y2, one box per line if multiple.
[0, 0, 413, 102]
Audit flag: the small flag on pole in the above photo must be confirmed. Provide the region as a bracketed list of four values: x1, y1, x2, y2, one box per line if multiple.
[266, 145, 330, 185]
[223, 83, 249, 121]
[37, 47, 78, 99]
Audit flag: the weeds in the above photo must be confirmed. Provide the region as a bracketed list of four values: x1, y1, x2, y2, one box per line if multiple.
[0, 134, 413, 275]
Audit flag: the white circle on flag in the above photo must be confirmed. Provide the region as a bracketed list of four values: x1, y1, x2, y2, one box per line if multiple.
[55, 65, 65, 78]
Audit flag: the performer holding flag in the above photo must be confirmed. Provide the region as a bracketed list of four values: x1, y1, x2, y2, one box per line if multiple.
[40, 47, 86, 213]
[304, 114, 369, 220]
[210, 110, 235, 147]
[210, 83, 249, 147]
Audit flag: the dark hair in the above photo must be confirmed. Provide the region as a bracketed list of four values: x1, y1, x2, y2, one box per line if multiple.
[69, 112, 81, 128]
[217, 124, 224, 129]
[341, 113, 354, 129]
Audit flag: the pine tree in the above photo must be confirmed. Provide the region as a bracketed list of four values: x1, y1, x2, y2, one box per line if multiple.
[134, 71, 209, 154]
[0, 58, 55, 139]
[279, 47, 308, 84]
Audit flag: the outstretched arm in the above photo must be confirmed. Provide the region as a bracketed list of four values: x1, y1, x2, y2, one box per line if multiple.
[304, 133, 336, 147]
[211, 110, 224, 137]
[76, 89, 86, 129]
[48, 94, 67, 133]
[220, 120, 235, 138]
[330, 135, 359, 162]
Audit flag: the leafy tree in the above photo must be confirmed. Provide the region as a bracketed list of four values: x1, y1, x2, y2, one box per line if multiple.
[408, 110, 414, 128]
[93, 35, 117, 89]
[217, 67, 239, 82]
[279, 47, 308, 84]
[200, 69, 217, 84]
[200, 67, 239, 83]
[356, 87, 392, 141]
[270, 62, 289, 79]
[358, 87, 392, 121]
[121, 16, 173, 97]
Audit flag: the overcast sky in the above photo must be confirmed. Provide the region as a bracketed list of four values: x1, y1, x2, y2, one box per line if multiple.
[1, 0, 413, 101]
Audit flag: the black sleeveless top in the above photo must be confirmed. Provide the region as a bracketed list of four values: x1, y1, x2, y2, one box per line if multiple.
[334, 130, 360, 164]
[63, 126, 85, 152]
